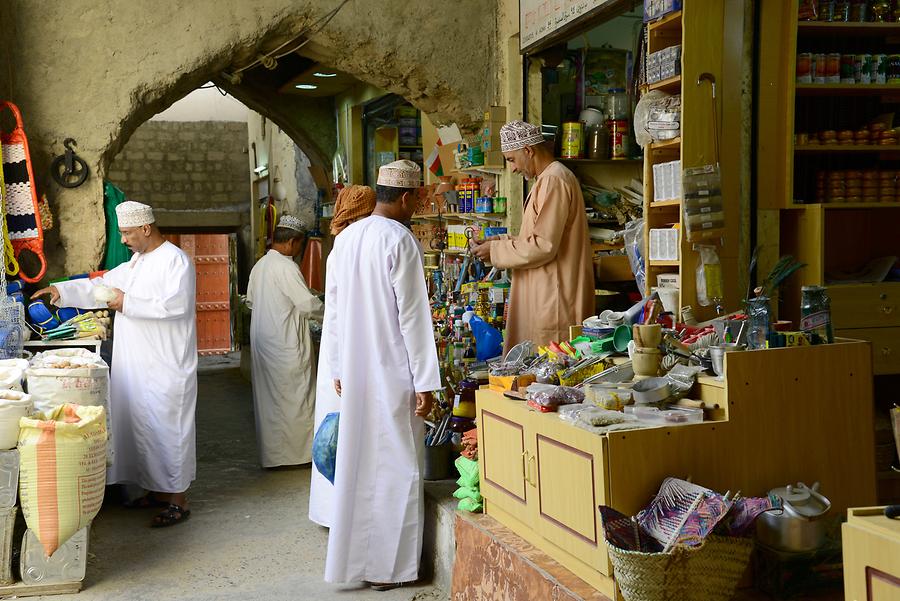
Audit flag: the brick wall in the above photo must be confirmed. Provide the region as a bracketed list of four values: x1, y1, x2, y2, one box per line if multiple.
[108, 121, 249, 211]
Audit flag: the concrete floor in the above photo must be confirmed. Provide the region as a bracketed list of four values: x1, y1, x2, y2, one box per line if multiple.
[43, 365, 444, 601]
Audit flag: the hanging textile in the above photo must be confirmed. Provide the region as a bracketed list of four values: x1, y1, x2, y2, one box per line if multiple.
[0, 101, 46, 283]
[101, 181, 132, 270]
[0, 138, 19, 277]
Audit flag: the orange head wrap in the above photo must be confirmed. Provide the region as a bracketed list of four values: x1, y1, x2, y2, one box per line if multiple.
[330, 185, 376, 236]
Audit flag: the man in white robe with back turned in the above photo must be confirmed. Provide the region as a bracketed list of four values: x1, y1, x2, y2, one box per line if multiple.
[34, 201, 197, 528]
[247, 214, 324, 468]
[323, 160, 441, 591]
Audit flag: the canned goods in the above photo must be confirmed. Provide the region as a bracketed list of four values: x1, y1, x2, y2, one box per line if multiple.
[561, 122, 583, 159]
[890, 55, 900, 85]
[609, 119, 629, 159]
[813, 53, 827, 83]
[855, 54, 872, 84]
[797, 53, 812, 83]
[873, 54, 888, 84]
[817, 0, 835, 21]
[826, 53, 841, 83]
[493, 196, 506, 214]
[834, 0, 850, 20]
[840, 54, 856, 83]
[849, 1, 867, 21]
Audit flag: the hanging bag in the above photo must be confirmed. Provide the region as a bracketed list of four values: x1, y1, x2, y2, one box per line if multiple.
[0, 101, 46, 283]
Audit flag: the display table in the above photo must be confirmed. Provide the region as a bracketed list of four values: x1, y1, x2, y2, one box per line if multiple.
[843, 507, 900, 601]
[476, 340, 877, 597]
[24, 339, 102, 355]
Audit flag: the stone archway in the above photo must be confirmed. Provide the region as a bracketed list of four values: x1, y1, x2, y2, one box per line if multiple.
[0, 0, 496, 275]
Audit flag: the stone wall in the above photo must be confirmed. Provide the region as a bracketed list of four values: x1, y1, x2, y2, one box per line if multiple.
[107, 121, 250, 212]
[0, 0, 497, 276]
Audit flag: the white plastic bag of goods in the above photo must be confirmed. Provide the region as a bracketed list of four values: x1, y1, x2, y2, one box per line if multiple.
[18, 404, 107, 557]
[0, 359, 28, 392]
[25, 350, 113, 465]
[0, 390, 32, 450]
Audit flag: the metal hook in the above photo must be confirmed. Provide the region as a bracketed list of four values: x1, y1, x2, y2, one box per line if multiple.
[63, 138, 77, 151]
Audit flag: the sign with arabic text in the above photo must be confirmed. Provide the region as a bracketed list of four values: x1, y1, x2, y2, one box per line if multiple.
[520, 0, 614, 52]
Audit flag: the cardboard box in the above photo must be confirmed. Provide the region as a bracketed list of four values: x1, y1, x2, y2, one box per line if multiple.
[481, 135, 502, 152]
[484, 106, 506, 122]
[488, 374, 536, 393]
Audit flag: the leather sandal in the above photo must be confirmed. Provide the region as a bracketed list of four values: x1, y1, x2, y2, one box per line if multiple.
[151, 503, 191, 527]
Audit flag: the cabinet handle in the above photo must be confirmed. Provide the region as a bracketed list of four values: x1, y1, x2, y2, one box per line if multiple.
[529, 453, 537, 488]
[521, 451, 537, 487]
[882, 305, 894, 315]
[882, 347, 892, 357]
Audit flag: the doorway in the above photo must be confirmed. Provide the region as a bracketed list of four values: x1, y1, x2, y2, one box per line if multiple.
[166, 233, 237, 355]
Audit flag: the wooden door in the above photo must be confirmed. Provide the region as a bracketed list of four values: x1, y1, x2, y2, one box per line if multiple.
[531, 412, 612, 580]
[476, 392, 532, 527]
[167, 234, 233, 355]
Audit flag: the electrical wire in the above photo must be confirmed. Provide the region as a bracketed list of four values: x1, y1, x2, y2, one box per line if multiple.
[221, 0, 353, 83]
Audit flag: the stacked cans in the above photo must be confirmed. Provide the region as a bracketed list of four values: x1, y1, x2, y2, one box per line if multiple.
[798, 52, 894, 84]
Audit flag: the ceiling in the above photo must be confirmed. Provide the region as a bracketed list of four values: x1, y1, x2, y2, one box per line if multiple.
[278, 64, 358, 97]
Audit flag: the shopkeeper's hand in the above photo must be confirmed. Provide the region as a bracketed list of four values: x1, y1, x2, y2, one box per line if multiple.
[32, 286, 60, 305]
[333, 380, 342, 396]
[415, 392, 434, 418]
[106, 288, 125, 313]
[469, 239, 493, 262]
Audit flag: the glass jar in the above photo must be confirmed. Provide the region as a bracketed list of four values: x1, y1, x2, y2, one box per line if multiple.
[587, 123, 610, 159]
[607, 88, 629, 121]
[746, 296, 772, 350]
[800, 285, 834, 344]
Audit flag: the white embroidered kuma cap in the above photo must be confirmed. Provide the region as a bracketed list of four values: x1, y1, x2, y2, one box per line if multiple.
[377, 159, 422, 189]
[277, 214, 306, 233]
[116, 201, 155, 228]
[500, 120, 546, 152]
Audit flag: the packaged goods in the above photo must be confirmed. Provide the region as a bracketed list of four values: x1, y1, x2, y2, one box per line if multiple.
[18, 404, 106, 556]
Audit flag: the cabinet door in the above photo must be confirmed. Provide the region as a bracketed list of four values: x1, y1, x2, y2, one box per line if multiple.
[530, 413, 611, 576]
[477, 393, 532, 526]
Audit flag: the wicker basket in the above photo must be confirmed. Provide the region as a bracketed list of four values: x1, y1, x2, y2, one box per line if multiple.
[607, 535, 754, 601]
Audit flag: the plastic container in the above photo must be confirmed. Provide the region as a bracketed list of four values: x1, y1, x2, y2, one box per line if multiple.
[0, 391, 31, 450]
[607, 88, 629, 120]
[624, 405, 703, 425]
[649, 228, 679, 261]
[0, 450, 18, 509]
[21, 526, 89, 585]
[424, 443, 452, 481]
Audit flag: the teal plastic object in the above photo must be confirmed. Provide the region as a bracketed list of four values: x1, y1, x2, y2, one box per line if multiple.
[613, 324, 632, 353]
[312, 412, 339, 484]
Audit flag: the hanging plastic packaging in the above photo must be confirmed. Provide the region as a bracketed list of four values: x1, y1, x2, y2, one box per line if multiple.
[312, 412, 339, 484]
[695, 245, 723, 308]
[623, 219, 646, 294]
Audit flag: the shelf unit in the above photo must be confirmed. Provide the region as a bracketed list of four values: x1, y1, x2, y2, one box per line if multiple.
[758, 3, 900, 504]
[641, 2, 737, 322]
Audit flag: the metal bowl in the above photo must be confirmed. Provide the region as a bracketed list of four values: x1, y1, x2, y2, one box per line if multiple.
[632, 377, 671, 404]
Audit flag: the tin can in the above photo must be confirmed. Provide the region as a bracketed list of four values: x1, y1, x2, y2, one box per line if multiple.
[493, 196, 506, 214]
[561, 122, 583, 159]
[826, 53, 841, 83]
[840, 54, 856, 83]
[874, 54, 888, 84]
[609, 119, 629, 159]
[890, 55, 900, 85]
[797, 53, 812, 84]
[817, 0, 836, 20]
[855, 54, 872, 83]
[813, 53, 827, 83]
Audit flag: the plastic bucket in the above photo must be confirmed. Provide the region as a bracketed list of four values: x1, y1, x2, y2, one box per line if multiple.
[424, 443, 452, 481]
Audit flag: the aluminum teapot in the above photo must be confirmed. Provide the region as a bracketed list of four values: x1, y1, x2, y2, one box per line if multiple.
[756, 481, 831, 553]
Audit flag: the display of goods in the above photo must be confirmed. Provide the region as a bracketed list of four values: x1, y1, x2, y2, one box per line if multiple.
[797, 51, 891, 85]
[18, 404, 106, 556]
[561, 122, 583, 159]
[801, 0, 899, 22]
[813, 168, 898, 203]
[795, 121, 899, 147]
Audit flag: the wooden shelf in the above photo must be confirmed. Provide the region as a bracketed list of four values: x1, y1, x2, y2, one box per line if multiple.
[592, 242, 624, 251]
[450, 165, 506, 176]
[797, 21, 900, 36]
[559, 158, 643, 165]
[648, 259, 680, 267]
[648, 10, 682, 33]
[411, 212, 506, 223]
[649, 199, 681, 208]
[644, 74, 682, 94]
[649, 137, 681, 151]
[788, 202, 900, 209]
[795, 84, 900, 96]
[795, 144, 900, 153]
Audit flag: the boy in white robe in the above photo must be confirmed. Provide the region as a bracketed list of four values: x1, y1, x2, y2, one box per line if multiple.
[34, 201, 197, 527]
[323, 160, 441, 590]
[247, 215, 324, 468]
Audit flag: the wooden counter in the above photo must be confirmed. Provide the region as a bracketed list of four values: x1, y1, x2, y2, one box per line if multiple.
[476, 340, 877, 597]
[842, 507, 900, 601]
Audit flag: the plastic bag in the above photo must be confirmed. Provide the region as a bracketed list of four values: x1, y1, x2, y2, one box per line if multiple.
[470, 316, 503, 361]
[526, 384, 585, 409]
[455, 455, 480, 488]
[457, 497, 483, 513]
[312, 412, 339, 484]
[634, 91, 674, 148]
[623, 219, 646, 294]
[695, 244, 723, 308]
[453, 487, 483, 502]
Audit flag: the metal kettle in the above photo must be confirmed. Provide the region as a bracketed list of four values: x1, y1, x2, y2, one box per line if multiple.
[756, 481, 832, 552]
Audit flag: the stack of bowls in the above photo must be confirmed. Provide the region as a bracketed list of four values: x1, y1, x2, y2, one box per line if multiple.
[632, 324, 662, 377]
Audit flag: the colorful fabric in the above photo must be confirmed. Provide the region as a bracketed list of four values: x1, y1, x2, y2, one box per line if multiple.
[599, 505, 662, 553]
[500, 120, 545, 152]
[330, 185, 375, 236]
[715, 494, 782, 537]
[102, 182, 132, 270]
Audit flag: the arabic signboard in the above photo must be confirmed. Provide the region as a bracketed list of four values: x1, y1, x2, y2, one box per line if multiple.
[520, 0, 615, 53]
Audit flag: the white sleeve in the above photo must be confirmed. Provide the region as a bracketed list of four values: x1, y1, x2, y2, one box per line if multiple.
[324, 254, 342, 381]
[55, 261, 132, 309]
[121, 254, 194, 320]
[391, 235, 441, 393]
[278, 264, 324, 321]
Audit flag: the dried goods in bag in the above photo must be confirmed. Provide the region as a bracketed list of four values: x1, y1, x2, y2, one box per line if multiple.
[18, 404, 106, 556]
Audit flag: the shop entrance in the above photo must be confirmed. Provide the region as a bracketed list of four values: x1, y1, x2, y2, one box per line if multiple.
[166, 233, 236, 355]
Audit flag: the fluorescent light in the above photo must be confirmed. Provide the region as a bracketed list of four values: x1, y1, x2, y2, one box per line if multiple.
[295, 84, 318, 90]
[314, 72, 337, 78]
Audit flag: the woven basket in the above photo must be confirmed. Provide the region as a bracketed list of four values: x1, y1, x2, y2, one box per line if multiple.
[608, 536, 754, 601]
